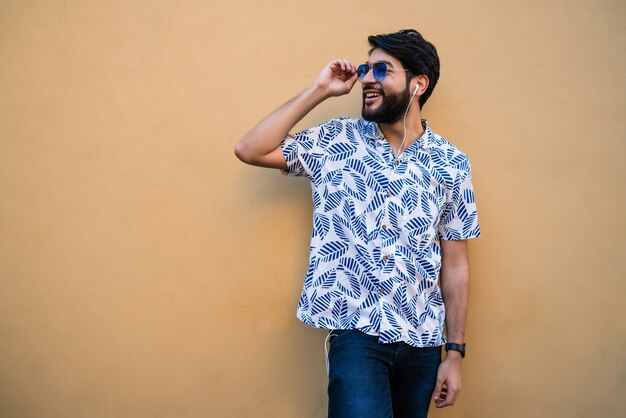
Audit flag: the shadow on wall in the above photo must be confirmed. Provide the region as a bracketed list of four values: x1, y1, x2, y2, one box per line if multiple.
[238, 164, 311, 205]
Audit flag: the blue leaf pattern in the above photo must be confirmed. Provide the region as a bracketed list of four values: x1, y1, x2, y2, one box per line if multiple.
[279, 118, 480, 347]
[313, 213, 330, 240]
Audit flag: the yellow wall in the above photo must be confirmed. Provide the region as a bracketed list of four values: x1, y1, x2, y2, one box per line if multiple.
[1, 1, 624, 417]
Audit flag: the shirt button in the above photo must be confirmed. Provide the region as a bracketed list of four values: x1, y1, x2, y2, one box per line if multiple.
[394, 160, 399, 167]
[382, 224, 387, 230]
[387, 192, 392, 198]
[379, 288, 386, 295]
[382, 255, 388, 261]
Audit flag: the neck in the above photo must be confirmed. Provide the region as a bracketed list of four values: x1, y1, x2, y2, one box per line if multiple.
[379, 105, 424, 155]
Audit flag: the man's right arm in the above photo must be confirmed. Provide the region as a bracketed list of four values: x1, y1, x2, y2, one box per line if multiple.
[234, 59, 358, 169]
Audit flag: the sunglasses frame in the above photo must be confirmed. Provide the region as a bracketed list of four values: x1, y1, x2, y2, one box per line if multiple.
[357, 62, 410, 82]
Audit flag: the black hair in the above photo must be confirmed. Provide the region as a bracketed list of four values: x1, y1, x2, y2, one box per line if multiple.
[368, 29, 440, 108]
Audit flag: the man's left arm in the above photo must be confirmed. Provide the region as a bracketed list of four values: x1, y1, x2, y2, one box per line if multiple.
[433, 238, 470, 408]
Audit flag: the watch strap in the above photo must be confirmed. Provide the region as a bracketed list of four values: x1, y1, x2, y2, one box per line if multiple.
[445, 342, 466, 358]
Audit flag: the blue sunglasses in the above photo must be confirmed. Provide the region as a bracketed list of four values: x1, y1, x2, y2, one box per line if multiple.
[356, 62, 410, 82]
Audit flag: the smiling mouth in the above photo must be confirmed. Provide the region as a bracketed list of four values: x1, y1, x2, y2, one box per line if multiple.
[363, 89, 383, 105]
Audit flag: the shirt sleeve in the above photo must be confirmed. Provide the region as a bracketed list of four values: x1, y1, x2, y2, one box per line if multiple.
[438, 161, 481, 241]
[280, 119, 344, 179]
[279, 130, 313, 177]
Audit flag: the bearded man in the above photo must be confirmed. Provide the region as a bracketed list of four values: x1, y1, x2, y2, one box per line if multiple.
[235, 29, 480, 418]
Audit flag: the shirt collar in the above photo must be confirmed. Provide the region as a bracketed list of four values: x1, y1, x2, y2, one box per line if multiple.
[362, 119, 437, 151]
[415, 119, 436, 151]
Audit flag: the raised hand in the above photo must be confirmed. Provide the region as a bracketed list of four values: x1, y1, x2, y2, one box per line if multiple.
[235, 59, 358, 169]
[314, 59, 359, 98]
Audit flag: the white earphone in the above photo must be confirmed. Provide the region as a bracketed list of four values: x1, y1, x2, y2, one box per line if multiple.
[394, 83, 421, 162]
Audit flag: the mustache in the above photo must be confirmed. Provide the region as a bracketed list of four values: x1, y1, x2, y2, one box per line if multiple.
[362, 84, 385, 96]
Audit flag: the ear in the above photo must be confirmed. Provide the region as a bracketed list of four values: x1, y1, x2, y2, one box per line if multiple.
[411, 75, 430, 96]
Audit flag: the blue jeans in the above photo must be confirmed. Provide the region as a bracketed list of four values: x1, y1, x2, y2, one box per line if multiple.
[327, 329, 441, 418]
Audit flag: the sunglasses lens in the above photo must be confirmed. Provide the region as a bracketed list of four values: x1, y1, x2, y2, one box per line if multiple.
[357, 63, 388, 82]
[372, 62, 387, 81]
[357, 64, 368, 80]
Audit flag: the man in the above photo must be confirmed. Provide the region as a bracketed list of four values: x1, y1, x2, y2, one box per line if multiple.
[235, 29, 480, 418]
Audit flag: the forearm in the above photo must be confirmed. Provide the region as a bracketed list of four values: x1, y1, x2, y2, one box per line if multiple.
[441, 262, 469, 344]
[234, 84, 329, 167]
[433, 256, 469, 407]
[439, 239, 470, 345]
[433, 258, 468, 408]
[234, 59, 358, 168]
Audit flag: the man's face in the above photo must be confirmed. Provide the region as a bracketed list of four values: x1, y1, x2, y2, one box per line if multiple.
[361, 49, 412, 124]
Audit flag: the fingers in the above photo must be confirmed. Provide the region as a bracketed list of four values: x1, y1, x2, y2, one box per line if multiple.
[432, 375, 444, 404]
[344, 70, 359, 89]
[432, 356, 462, 408]
[434, 383, 460, 408]
[330, 59, 356, 77]
[316, 59, 358, 97]
[433, 386, 448, 404]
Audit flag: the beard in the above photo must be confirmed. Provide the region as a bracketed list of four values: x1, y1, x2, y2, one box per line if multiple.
[361, 83, 411, 124]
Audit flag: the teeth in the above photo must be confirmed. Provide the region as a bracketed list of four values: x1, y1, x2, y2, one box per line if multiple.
[366, 92, 381, 99]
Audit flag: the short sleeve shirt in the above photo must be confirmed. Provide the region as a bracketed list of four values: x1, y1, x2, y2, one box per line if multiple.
[280, 117, 480, 347]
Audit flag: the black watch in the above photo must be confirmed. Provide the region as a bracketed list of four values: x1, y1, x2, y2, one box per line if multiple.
[445, 343, 466, 358]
